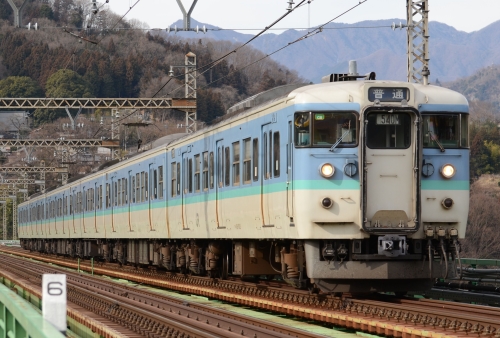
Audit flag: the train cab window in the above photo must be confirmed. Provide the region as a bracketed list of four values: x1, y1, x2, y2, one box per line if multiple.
[209, 152, 214, 189]
[194, 154, 201, 192]
[253, 138, 259, 181]
[171, 162, 177, 197]
[273, 132, 280, 177]
[232, 141, 240, 186]
[243, 138, 251, 184]
[202, 152, 209, 191]
[366, 112, 411, 149]
[422, 114, 468, 149]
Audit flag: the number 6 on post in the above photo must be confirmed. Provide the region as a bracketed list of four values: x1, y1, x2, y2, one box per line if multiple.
[42, 274, 67, 333]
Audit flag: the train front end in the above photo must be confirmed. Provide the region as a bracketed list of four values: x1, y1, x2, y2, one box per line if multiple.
[290, 80, 469, 293]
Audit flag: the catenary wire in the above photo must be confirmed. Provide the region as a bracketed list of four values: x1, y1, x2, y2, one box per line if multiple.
[166, 0, 370, 98]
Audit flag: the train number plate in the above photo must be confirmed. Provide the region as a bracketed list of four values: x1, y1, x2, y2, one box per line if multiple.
[376, 114, 400, 125]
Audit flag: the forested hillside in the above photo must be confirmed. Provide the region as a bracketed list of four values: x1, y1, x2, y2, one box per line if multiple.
[0, 0, 302, 126]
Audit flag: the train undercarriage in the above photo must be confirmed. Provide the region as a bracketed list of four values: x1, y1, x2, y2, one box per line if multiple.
[21, 231, 460, 293]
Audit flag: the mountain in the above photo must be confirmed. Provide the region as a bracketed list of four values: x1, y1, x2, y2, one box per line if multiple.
[165, 19, 500, 83]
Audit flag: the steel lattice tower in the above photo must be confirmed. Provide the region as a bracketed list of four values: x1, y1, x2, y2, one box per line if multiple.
[407, 0, 430, 84]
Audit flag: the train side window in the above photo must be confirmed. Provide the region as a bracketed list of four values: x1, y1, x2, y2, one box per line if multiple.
[131, 176, 136, 203]
[106, 184, 110, 208]
[70, 194, 73, 214]
[152, 169, 157, 199]
[171, 162, 177, 197]
[243, 138, 251, 184]
[188, 158, 193, 193]
[124, 179, 128, 203]
[176, 162, 181, 195]
[145, 171, 149, 201]
[114, 182, 117, 206]
[233, 141, 240, 186]
[194, 154, 201, 192]
[158, 167, 164, 199]
[269, 131, 273, 178]
[136, 173, 140, 203]
[263, 133, 268, 180]
[141, 172, 146, 202]
[202, 152, 209, 191]
[273, 131, 280, 177]
[253, 138, 259, 181]
[209, 152, 214, 189]
[218, 147, 223, 188]
[224, 147, 230, 186]
[117, 180, 121, 206]
[121, 179, 124, 205]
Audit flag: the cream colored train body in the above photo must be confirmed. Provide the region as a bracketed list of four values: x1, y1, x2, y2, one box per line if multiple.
[19, 77, 469, 293]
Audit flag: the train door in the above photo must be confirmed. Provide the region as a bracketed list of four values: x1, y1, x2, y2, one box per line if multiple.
[215, 140, 224, 228]
[261, 123, 272, 226]
[362, 109, 420, 232]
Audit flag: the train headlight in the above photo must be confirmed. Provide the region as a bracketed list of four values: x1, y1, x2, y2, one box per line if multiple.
[441, 198, 454, 209]
[320, 163, 335, 178]
[440, 164, 456, 178]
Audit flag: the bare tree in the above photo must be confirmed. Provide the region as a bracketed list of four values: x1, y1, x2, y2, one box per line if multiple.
[462, 177, 500, 258]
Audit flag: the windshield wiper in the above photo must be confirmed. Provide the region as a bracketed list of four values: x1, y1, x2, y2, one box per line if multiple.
[429, 130, 445, 152]
[330, 121, 351, 152]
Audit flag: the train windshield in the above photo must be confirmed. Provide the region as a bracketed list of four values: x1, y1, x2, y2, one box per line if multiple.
[366, 112, 411, 149]
[422, 114, 469, 149]
[294, 112, 357, 147]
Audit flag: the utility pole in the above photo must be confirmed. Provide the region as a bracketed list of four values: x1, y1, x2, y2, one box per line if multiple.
[407, 0, 430, 85]
[169, 52, 198, 133]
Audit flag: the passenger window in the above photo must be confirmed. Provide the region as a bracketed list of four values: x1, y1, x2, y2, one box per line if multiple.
[202, 152, 209, 191]
[194, 154, 201, 192]
[253, 138, 259, 181]
[224, 147, 230, 186]
[188, 158, 193, 193]
[243, 138, 251, 184]
[158, 167, 163, 199]
[145, 171, 148, 200]
[171, 162, 177, 197]
[209, 152, 214, 189]
[273, 132, 280, 177]
[232, 141, 240, 186]
[132, 176, 136, 203]
[176, 162, 181, 195]
[263, 133, 268, 180]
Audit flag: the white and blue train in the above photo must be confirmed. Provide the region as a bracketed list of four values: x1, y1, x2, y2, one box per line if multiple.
[18, 67, 469, 293]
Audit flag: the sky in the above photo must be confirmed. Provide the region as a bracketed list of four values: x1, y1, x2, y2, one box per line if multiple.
[106, 0, 500, 34]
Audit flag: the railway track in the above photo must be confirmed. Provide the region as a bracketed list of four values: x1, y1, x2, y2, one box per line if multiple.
[0, 251, 330, 337]
[2, 246, 500, 337]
